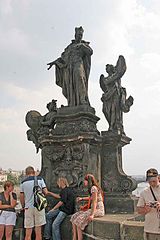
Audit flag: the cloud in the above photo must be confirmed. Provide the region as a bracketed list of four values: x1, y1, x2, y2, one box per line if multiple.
[0, 28, 35, 56]
[0, 0, 160, 174]
[140, 53, 160, 76]
[0, 0, 12, 15]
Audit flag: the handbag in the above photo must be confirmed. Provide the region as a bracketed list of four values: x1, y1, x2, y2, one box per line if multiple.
[80, 197, 91, 211]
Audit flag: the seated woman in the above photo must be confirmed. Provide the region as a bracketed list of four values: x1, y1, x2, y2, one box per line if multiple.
[0, 181, 17, 240]
[71, 174, 105, 240]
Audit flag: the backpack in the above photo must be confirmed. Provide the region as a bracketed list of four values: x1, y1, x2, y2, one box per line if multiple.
[33, 176, 47, 211]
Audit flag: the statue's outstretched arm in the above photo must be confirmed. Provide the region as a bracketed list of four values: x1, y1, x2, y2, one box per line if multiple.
[47, 57, 66, 70]
[47, 61, 55, 70]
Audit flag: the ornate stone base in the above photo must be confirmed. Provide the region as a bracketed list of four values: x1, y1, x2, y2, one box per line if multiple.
[26, 104, 137, 214]
[101, 131, 137, 194]
[101, 131, 137, 213]
[52, 105, 100, 136]
[39, 105, 101, 193]
[40, 139, 101, 193]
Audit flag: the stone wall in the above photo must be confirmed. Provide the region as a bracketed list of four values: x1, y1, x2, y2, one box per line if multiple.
[12, 214, 144, 240]
[61, 214, 144, 240]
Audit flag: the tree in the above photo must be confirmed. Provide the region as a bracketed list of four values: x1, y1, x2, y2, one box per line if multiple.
[7, 173, 19, 185]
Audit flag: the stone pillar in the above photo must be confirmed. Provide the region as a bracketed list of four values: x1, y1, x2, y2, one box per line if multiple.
[101, 131, 137, 213]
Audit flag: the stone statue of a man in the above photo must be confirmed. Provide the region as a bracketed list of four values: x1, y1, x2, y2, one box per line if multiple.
[47, 27, 93, 106]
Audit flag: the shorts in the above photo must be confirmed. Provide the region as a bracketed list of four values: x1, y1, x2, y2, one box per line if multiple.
[24, 208, 46, 228]
[0, 210, 16, 226]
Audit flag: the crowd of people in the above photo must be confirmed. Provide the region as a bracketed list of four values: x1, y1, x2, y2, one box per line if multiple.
[0, 166, 105, 240]
[0, 166, 160, 240]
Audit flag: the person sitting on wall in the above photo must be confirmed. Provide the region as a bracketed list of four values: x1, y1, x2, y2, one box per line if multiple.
[43, 177, 75, 240]
[70, 174, 105, 240]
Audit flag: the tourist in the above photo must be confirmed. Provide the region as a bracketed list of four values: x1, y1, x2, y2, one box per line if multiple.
[20, 166, 48, 240]
[137, 168, 160, 239]
[71, 174, 105, 240]
[0, 180, 17, 240]
[43, 177, 75, 240]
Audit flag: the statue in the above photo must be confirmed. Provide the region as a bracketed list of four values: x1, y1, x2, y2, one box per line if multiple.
[25, 99, 57, 152]
[47, 26, 93, 106]
[26, 110, 42, 153]
[40, 99, 57, 129]
[100, 55, 133, 133]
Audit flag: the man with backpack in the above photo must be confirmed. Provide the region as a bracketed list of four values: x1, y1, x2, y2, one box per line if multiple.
[20, 166, 48, 240]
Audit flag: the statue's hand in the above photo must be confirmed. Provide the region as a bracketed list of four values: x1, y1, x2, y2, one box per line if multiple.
[47, 62, 55, 70]
[76, 43, 81, 49]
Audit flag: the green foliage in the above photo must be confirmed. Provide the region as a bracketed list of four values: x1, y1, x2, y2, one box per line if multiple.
[7, 173, 20, 186]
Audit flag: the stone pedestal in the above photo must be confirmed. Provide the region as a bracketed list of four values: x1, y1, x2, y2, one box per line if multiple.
[26, 104, 137, 213]
[39, 105, 102, 193]
[101, 131, 137, 213]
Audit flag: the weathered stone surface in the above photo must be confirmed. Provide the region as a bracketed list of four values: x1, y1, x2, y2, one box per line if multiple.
[121, 222, 144, 240]
[101, 131, 137, 213]
[84, 214, 144, 240]
[93, 220, 120, 239]
[25, 103, 137, 213]
[52, 105, 100, 136]
[60, 214, 144, 240]
[12, 210, 144, 240]
[101, 132, 136, 196]
[104, 195, 138, 214]
[41, 139, 101, 193]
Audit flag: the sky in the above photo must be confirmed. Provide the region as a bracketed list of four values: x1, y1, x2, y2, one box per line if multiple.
[0, 0, 160, 175]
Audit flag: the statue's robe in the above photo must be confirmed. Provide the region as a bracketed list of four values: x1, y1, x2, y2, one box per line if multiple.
[54, 40, 93, 106]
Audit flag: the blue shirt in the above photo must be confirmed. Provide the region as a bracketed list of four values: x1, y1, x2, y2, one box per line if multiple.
[20, 176, 46, 208]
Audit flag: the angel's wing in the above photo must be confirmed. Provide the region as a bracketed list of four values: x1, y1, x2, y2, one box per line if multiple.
[100, 74, 107, 92]
[115, 55, 126, 78]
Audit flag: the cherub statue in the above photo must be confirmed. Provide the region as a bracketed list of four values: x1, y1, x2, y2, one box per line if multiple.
[40, 99, 57, 129]
[25, 99, 57, 152]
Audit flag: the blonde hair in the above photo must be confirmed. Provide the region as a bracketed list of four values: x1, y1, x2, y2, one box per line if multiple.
[57, 177, 69, 187]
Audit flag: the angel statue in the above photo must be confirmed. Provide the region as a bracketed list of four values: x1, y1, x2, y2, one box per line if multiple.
[99, 55, 134, 133]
